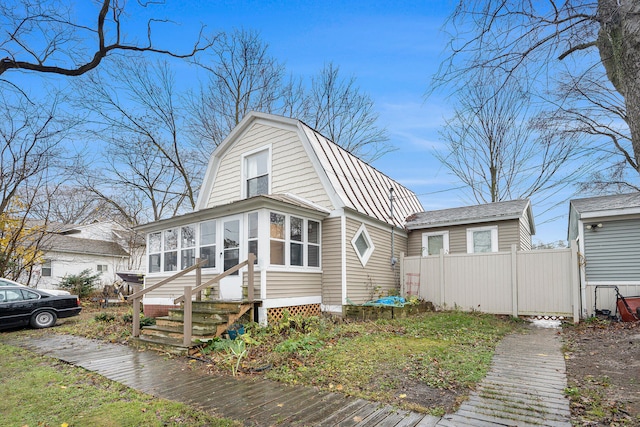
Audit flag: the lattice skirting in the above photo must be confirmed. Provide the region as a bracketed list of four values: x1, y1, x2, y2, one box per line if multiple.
[267, 304, 321, 324]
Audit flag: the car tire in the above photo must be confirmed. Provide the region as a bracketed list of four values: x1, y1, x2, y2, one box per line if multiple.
[30, 310, 57, 328]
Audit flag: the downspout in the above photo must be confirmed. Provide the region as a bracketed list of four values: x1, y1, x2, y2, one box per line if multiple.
[390, 188, 396, 269]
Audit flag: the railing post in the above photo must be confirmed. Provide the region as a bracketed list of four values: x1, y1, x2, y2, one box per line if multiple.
[247, 253, 255, 302]
[183, 286, 192, 347]
[132, 297, 140, 337]
[195, 258, 202, 301]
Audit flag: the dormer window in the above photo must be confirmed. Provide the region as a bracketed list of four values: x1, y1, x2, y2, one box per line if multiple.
[244, 148, 270, 198]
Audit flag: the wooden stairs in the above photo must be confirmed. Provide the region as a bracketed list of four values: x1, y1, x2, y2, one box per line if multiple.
[129, 301, 255, 355]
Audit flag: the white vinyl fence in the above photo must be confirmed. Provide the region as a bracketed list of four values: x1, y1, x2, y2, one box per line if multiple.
[401, 245, 580, 323]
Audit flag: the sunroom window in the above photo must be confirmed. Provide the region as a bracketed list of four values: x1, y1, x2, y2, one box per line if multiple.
[199, 220, 216, 268]
[269, 212, 321, 268]
[248, 212, 259, 264]
[290, 216, 303, 266]
[181, 225, 196, 269]
[270, 212, 286, 265]
[352, 224, 374, 266]
[148, 232, 161, 273]
[308, 220, 320, 267]
[163, 229, 178, 271]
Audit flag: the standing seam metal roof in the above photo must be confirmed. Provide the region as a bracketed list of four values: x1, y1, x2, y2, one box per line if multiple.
[301, 123, 423, 228]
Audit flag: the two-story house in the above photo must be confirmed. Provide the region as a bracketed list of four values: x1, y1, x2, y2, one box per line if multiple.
[136, 112, 423, 324]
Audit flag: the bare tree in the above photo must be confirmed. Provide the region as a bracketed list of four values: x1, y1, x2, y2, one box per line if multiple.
[436, 0, 640, 188]
[30, 185, 114, 224]
[0, 0, 213, 77]
[306, 63, 392, 162]
[189, 29, 286, 148]
[0, 90, 72, 217]
[437, 73, 582, 203]
[74, 56, 201, 222]
[190, 32, 391, 162]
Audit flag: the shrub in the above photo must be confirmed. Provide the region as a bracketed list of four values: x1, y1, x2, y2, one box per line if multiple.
[94, 312, 116, 322]
[58, 269, 102, 298]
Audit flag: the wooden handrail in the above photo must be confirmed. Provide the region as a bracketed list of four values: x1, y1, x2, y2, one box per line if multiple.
[131, 254, 256, 342]
[127, 258, 208, 301]
[173, 253, 255, 304]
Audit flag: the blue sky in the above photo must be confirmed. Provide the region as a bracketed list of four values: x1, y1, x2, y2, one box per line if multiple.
[32, 1, 573, 242]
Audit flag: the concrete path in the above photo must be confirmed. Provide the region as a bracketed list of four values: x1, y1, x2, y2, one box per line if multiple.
[3, 325, 571, 427]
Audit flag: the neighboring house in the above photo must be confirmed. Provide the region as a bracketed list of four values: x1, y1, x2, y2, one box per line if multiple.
[568, 192, 640, 316]
[136, 112, 423, 323]
[29, 221, 145, 291]
[405, 199, 535, 257]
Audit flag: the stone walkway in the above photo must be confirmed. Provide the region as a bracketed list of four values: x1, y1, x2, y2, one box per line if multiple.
[3, 325, 571, 427]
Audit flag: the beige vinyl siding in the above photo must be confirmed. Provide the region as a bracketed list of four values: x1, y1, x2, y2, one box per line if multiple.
[495, 220, 521, 251]
[407, 219, 524, 256]
[242, 271, 260, 301]
[344, 217, 407, 304]
[265, 271, 322, 299]
[143, 274, 206, 300]
[206, 123, 332, 210]
[321, 217, 343, 306]
[519, 210, 533, 250]
[144, 271, 261, 300]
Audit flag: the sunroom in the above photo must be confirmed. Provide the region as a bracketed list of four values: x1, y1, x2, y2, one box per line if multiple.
[136, 194, 329, 324]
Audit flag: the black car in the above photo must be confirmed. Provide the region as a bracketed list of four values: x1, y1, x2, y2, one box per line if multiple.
[0, 286, 82, 329]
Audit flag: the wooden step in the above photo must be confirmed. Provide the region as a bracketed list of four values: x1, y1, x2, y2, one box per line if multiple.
[140, 324, 218, 342]
[167, 309, 230, 323]
[135, 301, 257, 354]
[129, 335, 191, 356]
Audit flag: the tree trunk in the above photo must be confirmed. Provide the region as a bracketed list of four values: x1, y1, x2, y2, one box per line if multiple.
[598, 0, 640, 174]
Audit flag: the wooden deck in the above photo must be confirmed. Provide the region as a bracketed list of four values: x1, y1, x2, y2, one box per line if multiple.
[9, 335, 440, 427]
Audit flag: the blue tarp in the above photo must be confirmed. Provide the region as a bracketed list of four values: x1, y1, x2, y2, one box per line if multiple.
[362, 296, 406, 307]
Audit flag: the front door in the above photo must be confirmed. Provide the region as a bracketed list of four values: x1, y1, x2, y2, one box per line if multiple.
[220, 217, 242, 300]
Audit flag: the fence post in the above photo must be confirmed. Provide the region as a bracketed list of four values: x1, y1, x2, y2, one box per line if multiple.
[399, 252, 405, 295]
[439, 248, 445, 307]
[570, 241, 580, 323]
[183, 286, 192, 347]
[511, 244, 518, 318]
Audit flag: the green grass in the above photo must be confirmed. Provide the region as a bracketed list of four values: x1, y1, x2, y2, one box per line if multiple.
[7, 305, 521, 416]
[0, 343, 240, 427]
[259, 311, 519, 409]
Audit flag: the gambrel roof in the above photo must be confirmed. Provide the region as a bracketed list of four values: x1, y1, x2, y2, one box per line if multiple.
[406, 199, 535, 233]
[196, 112, 423, 228]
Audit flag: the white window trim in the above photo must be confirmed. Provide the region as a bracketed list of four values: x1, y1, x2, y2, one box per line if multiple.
[351, 223, 375, 267]
[241, 145, 272, 199]
[268, 210, 322, 271]
[466, 225, 499, 253]
[421, 231, 449, 256]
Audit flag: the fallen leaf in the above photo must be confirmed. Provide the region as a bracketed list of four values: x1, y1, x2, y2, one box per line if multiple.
[60, 386, 67, 389]
[353, 416, 363, 422]
[336, 384, 343, 391]
[399, 394, 407, 399]
[277, 403, 284, 407]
